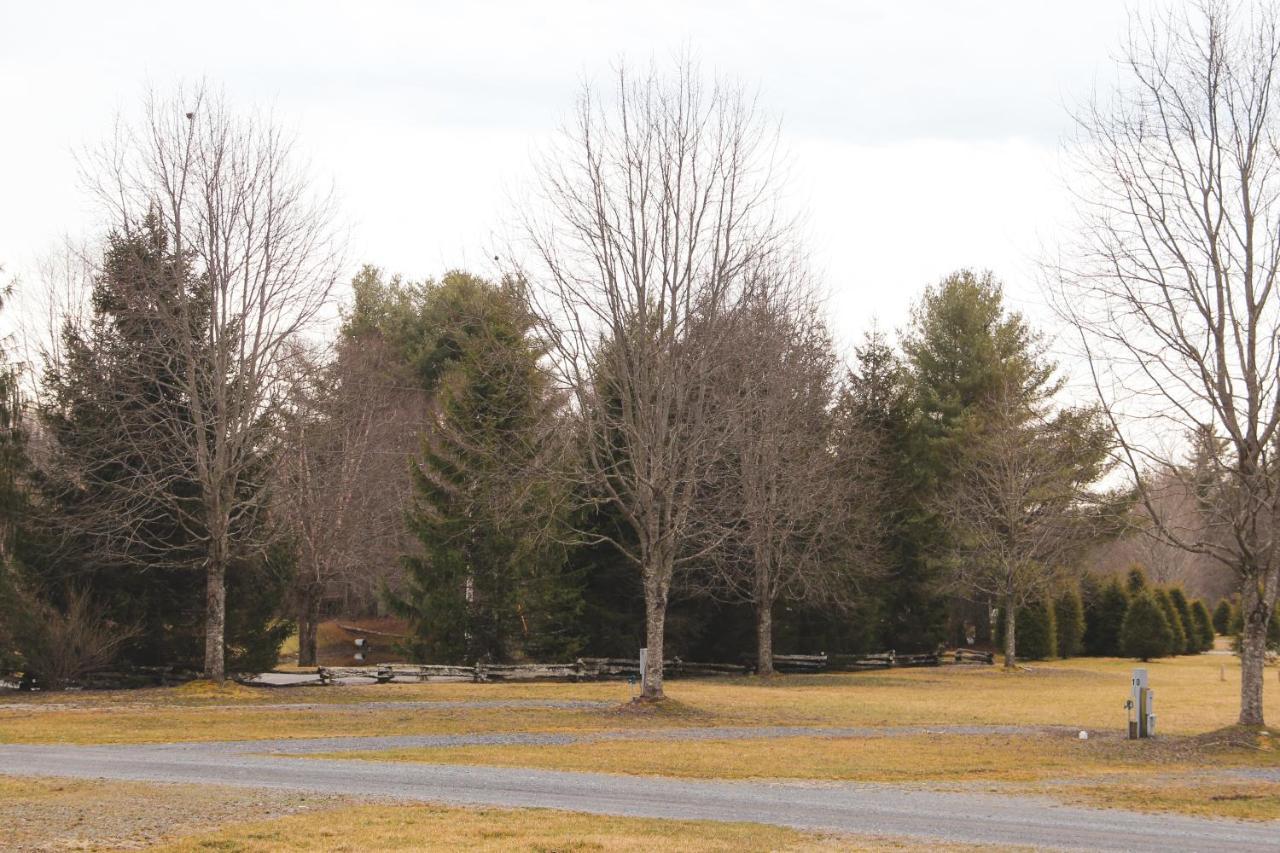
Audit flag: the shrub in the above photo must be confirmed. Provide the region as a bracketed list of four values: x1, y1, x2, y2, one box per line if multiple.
[1153, 588, 1187, 656]
[1121, 591, 1174, 661]
[1084, 577, 1129, 656]
[1212, 598, 1233, 635]
[1054, 586, 1086, 658]
[16, 588, 139, 690]
[1017, 599, 1057, 660]
[1166, 587, 1196, 654]
[1189, 599, 1215, 652]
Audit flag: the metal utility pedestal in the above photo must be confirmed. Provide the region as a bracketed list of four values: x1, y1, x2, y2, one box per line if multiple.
[1127, 668, 1156, 739]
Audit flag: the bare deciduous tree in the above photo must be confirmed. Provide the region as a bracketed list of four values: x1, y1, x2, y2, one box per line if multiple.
[67, 85, 342, 681]
[696, 265, 882, 675]
[526, 60, 785, 699]
[1058, 0, 1280, 723]
[939, 383, 1114, 668]
[276, 339, 422, 666]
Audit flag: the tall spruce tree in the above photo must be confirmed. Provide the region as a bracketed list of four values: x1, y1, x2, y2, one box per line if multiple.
[0, 272, 29, 677]
[388, 271, 579, 663]
[902, 271, 1057, 655]
[837, 329, 939, 650]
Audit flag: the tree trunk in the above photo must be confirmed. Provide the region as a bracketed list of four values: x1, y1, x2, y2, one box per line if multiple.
[642, 573, 669, 700]
[204, 555, 227, 683]
[297, 587, 321, 668]
[1003, 594, 1017, 670]
[756, 602, 774, 676]
[1238, 587, 1269, 727]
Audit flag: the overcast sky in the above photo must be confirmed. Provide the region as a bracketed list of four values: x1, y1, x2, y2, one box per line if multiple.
[0, 0, 1157, 360]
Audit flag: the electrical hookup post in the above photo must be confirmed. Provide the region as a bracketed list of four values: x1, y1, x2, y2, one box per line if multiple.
[1126, 668, 1156, 739]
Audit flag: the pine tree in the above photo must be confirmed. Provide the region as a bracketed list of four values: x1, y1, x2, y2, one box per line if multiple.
[1166, 587, 1196, 654]
[1125, 565, 1149, 596]
[902, 271, 1057, 658]
[34, 221, 290, 671]
[1229, 604, 1280, 653]
[391, 272, 579, 663]
[1054, 585, 1086, 658]
[1212, 599, 1233, 635]
[1121, 591, 1174, 662]
[1153, 588, 1187, 657]
[1189, 599, 1215, 653]
[0, 273, 30, 678]
[840, 329, 945, 652]
[1084, 577, 1129, 656]
[1014, 599, 1057, 660]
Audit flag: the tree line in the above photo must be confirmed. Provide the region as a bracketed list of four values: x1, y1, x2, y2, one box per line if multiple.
[1, 3, 1277, 728]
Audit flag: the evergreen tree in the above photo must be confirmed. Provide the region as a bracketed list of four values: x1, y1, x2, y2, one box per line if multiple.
[1212, 598, 1233, 635]
[0, 274, 30, 678]
[1189, 599, 1215, 653]
[838, 329, 944, 651]
[1229, 604, 1280, 653]
[1054, 585, 1086, 658]
[389, 271, 580, 663]
[900, 272, 1056, 654]
[1121, 591, 1174, 662]
[1166, 587, 1196, 654]
[1084, 576, 1129, 656]
[1008, 599, 1056, 660]
[1153, 587, 1186, 656]
[1125, 565, 1149, 596]
[34, 221, 290, 671]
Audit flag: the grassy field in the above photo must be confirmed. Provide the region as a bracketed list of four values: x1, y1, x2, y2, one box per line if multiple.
[3, 652, 1275, 744]
[4, 776, 917, 852]
[3, 651, 1278, 843]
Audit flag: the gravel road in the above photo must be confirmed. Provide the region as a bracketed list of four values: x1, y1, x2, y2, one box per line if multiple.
[1, 739, 1275, 851]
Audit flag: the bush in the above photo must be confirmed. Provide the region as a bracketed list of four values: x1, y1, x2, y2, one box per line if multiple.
[1153, 588, 1187, 656]
[1084, 577, 1129, 657]
[1166, 587, 1196, 654]
[1189, 599, 1215, 652]
[1212, 598, 1233, 635]
[1054, 586, 1085, 658]
[1121, 591, 1174, 661]
[16, 588, 138, 690]
[1017, 599, 1057, 660]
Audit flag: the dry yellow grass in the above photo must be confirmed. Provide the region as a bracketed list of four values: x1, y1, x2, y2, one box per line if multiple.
[305, 729, 1279, 783]
[147, 802, 987, 852]
[0, 704, 675, 745]
[1054, 777, 1280, 821]
[0, 776, 346, 850]
[2, 653, 1275, 745]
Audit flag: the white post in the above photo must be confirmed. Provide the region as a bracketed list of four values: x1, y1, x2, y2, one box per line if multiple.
[639, 647, 648, 694]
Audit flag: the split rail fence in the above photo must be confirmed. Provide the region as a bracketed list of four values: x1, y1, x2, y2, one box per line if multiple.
[314, 648, 993, 685]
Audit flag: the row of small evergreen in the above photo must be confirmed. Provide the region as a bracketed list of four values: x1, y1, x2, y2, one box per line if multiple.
[1006, 568, 1231, 662]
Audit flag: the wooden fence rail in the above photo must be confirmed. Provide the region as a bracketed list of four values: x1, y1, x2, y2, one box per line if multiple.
[314, 648, 990, 685]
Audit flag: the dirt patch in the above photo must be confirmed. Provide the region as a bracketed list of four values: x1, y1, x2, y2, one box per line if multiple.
[1, 776, 352, 851]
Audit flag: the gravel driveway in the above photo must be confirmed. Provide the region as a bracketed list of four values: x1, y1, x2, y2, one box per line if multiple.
[1, 737, 1276, 851]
